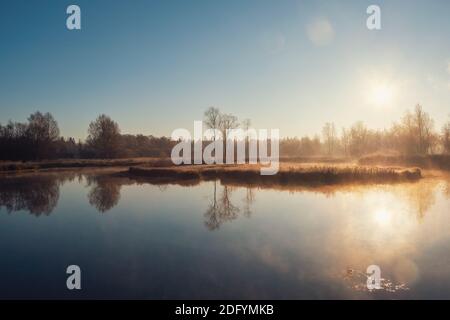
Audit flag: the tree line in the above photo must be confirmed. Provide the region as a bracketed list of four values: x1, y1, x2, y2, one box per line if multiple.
[0, 112, 174, 160]
[1, 104, 449, 161]
[313, 104, 450, 158]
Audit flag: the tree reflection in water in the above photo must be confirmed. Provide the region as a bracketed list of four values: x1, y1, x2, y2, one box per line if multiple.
[86, 176, 122, 213]
[0, 172, 123, 215]
[242, 187, 255, 217]
[0, 173, 78, 216]
[1, 171, 449, 225]
[204, 180, 255, 230]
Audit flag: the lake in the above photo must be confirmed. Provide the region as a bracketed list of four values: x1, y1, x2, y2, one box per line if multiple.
[0, 170, 449, 299]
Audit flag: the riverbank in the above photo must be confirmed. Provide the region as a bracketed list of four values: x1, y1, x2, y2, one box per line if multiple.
[0, 158, 172, 172]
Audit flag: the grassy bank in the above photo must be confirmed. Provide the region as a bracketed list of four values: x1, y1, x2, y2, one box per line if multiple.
[126, 164, 422, 186]
[0, 158, 173, 172]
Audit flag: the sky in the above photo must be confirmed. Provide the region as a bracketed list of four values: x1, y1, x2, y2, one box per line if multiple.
[0, 0, 449, 140]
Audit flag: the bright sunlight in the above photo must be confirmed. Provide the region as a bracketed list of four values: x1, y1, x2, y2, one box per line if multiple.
[369, 84, 395, 107]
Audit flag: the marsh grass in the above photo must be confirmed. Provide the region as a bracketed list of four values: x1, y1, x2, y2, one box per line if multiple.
[0, 158, 173, 172]
[127, 163, 422, 186]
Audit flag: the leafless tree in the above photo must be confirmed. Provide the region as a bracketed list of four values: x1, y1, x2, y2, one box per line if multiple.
[442, 121, 450, 154]
[322, 122, 336, 156]
[241, 118, 251, 131]
[204, 107, 221, 140]
[349, 121, 369, 157]
[413, 104, 435, 154]
[219, 113, 239, 161]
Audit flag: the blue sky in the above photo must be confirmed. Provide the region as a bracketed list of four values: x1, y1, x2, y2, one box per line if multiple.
[0, 0, 449, 139]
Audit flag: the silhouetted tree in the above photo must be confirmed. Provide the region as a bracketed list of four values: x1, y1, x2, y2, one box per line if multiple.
[27, 111, 60, 159]
[87, 114, 121, 158]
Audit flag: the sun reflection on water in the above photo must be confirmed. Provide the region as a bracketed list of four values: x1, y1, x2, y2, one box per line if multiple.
[373, 208, 392, 227]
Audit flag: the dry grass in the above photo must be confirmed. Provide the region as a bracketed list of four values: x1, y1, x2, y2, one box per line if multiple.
[0, 158, 173, 172]
[126, 163, 422, 186]
[0, 157, 428, 187]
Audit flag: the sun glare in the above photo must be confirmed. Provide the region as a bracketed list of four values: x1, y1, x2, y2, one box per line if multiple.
[370, 84, 394, 107]
[373, 208, 392, 226]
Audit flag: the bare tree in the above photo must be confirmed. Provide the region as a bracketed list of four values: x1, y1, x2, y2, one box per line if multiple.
[349, 121, 369, 157]
[322, 122, 336, 156]
[87, 114, 121, 158]
[204, 107, 221, 140]
[219, 113, 239, 161]
[442, 121, 450, 154]
[241, 118, 251, 131]
[395, 105, 436, 155]
[341, 127, 351, 157]
[413, 104, 435, 154]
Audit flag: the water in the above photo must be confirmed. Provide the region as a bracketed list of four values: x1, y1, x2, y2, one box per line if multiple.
[0, 170, 449, 299]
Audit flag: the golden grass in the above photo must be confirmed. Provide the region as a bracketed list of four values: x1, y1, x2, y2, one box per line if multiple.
[0, 158, 173, 172]
[126, 163, 422, 186]
[0, 158, 425, 187]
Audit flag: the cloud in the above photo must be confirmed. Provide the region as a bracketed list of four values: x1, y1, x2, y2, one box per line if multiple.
[306, 17, 335, 46]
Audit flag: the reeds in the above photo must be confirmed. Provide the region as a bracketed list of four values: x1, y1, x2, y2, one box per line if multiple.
[0, 158, 173, 172]
[127, 164, 422, 186]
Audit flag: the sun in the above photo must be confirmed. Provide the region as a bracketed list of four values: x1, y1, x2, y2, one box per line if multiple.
[369, 84, 395, 107]
[373, 208, 392, 226]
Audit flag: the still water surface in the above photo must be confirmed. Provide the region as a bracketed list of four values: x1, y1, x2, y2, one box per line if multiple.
[0, 170, 449, 299]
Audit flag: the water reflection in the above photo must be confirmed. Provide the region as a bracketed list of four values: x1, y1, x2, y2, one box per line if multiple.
[0, 173, 71, 216]
[0, 171, 448, 227]
[343, 268, 409, 293]
[243, 187, 255, 217]
[0, 172, 124, 215]
[401, 180, 436, 220]
[1, 170, 450, 299]
[205, 182, 239, 230]
[86, 175, 122, 213]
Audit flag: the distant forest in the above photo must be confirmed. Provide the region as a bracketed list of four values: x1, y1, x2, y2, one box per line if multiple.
[1, 105, 449, 161]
